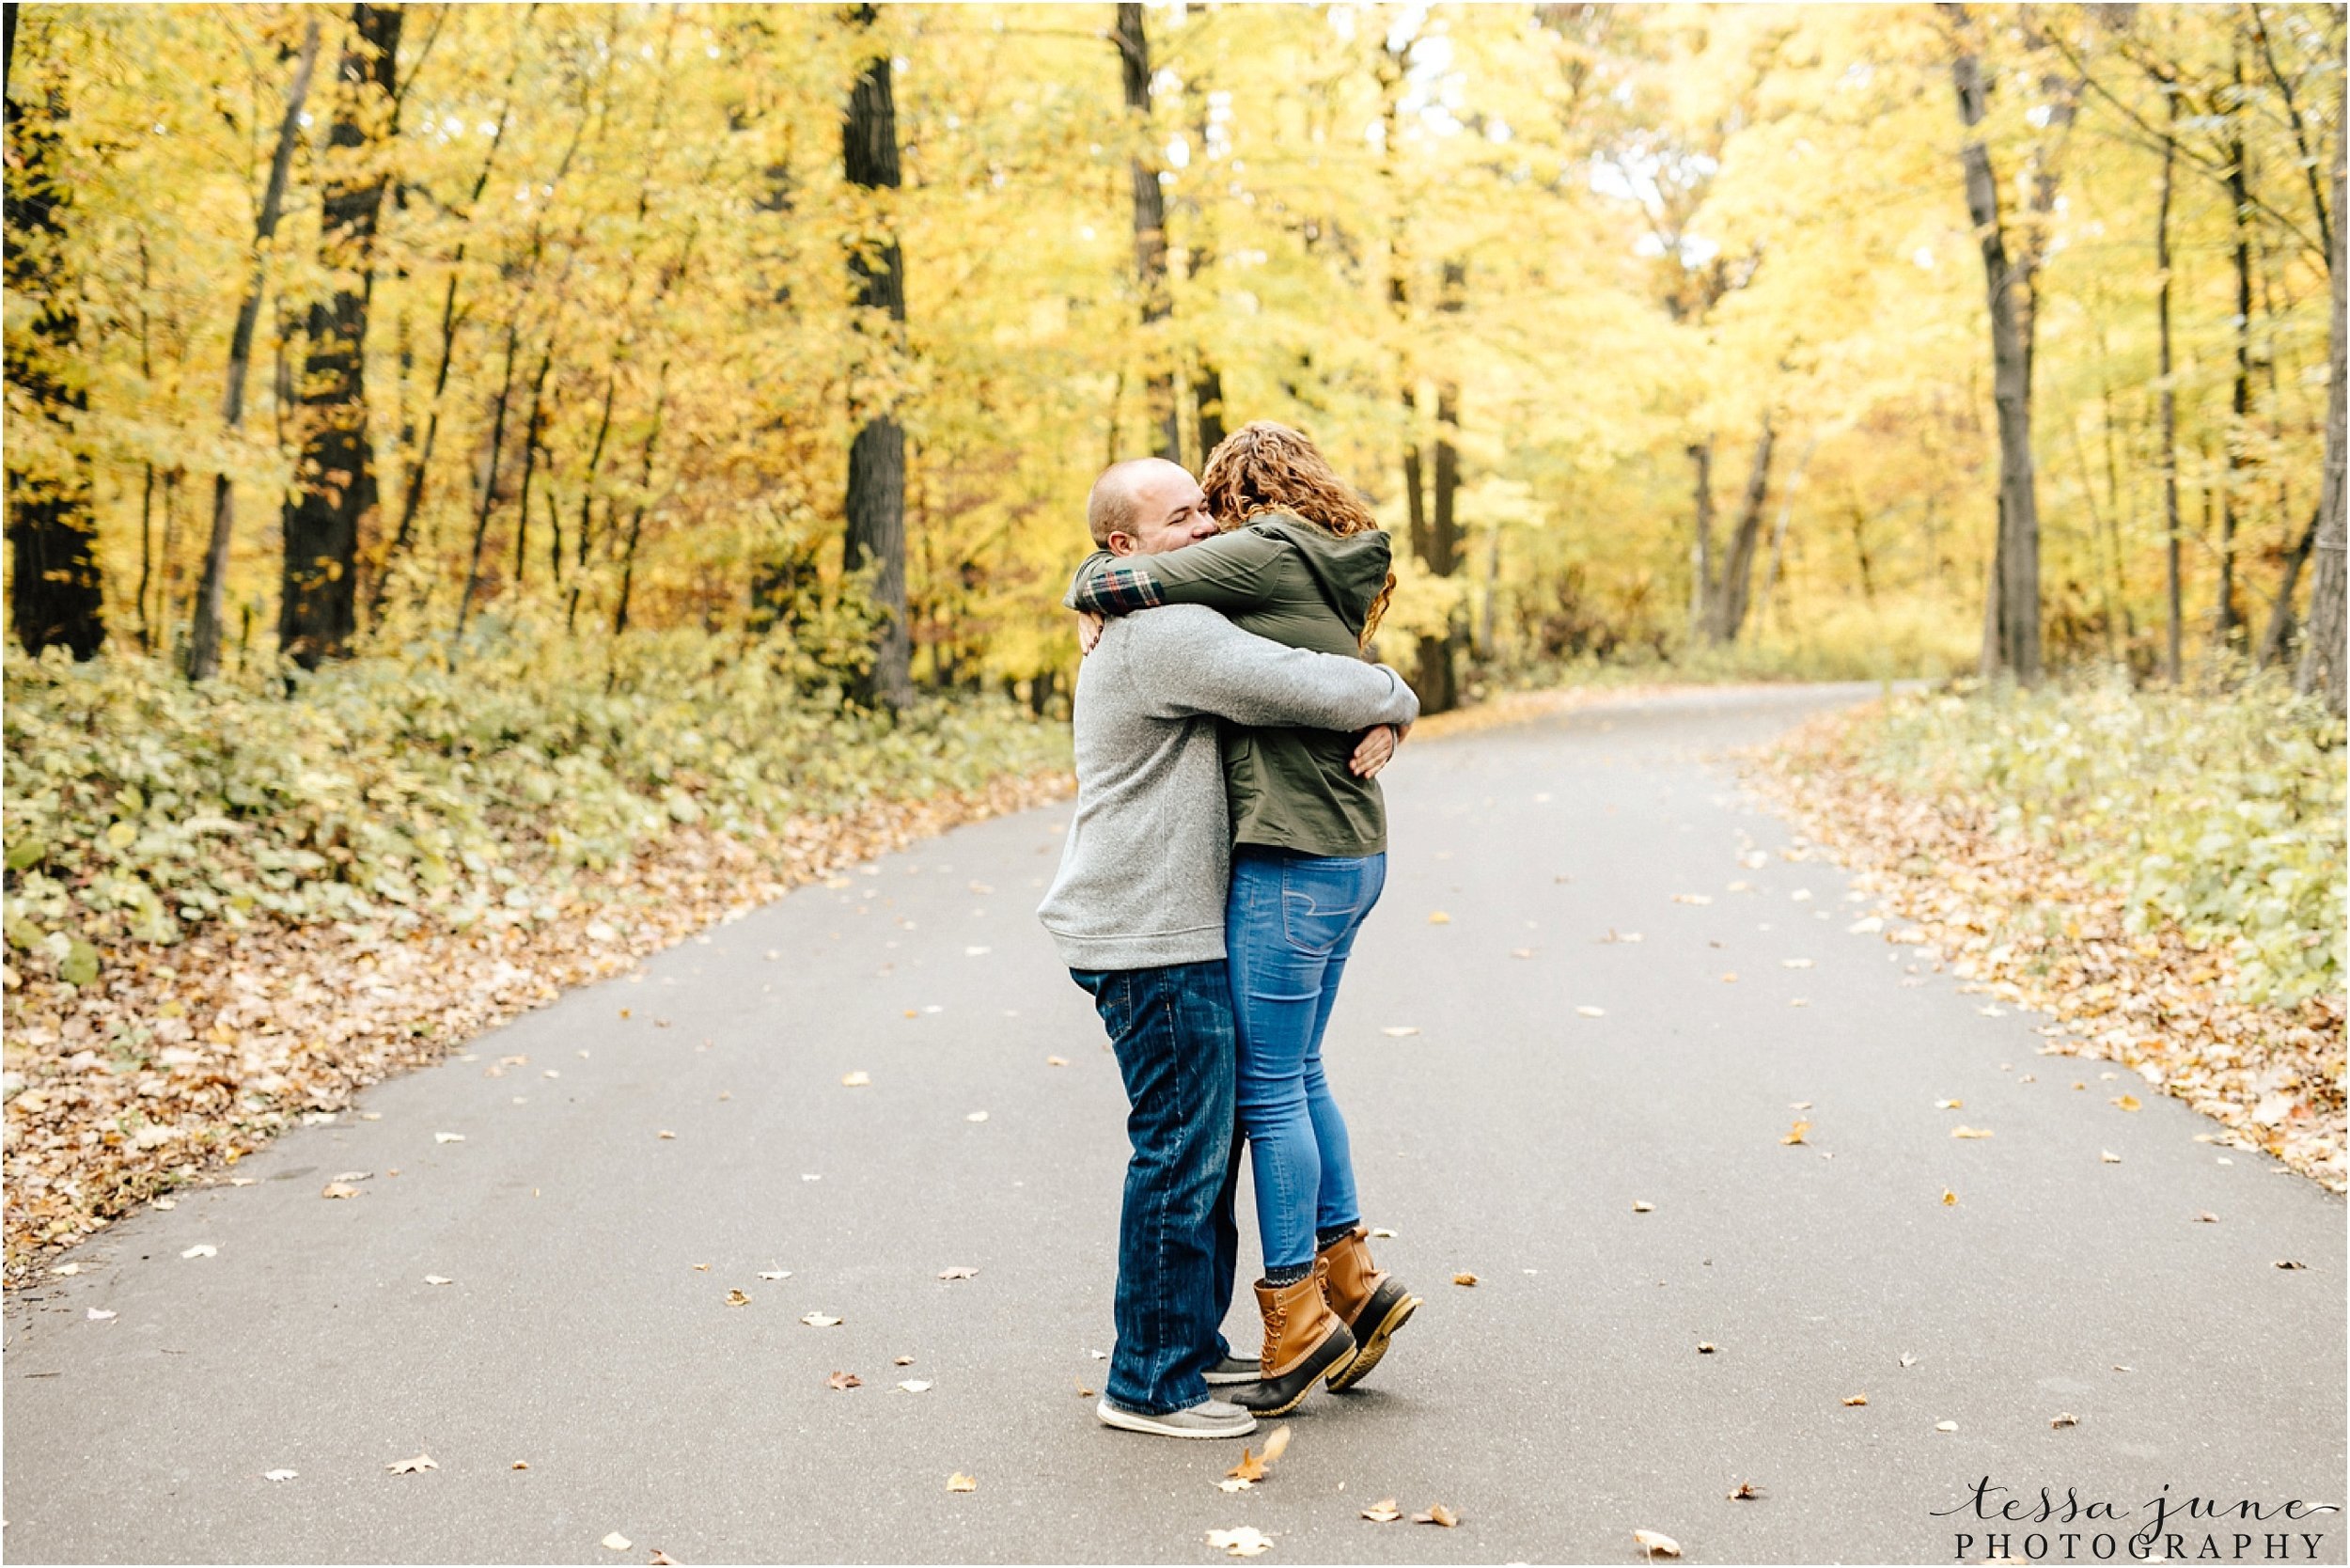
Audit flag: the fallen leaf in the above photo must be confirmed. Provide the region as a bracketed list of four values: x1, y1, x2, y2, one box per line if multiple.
[387, 1452, 438, 1474]
[180, 1244, 217, 1259]
[1781, 957, 1814, 969]
[1720, 971, 1739, 983]
[2111, 1094, 2143, 1112]
[1427, 911, 1452, 924]
[894, 1355, 916, 1366]
[947, 1472, 978, 1493]
[1452, 1272, 1479, 1286]
[602, 1531, 632, 1550]
[692, 1262, 711, 1272]
[321, 1182, 362, 1200]
[726, 1289, 751, 1306]
[1575, 1005, 1606, 1018]
[511, 1461, 529, 1470]
[1672, 893, 1713, 905]
[2050, 1412, 2079, 1428]
[840, 1071, 871, 1088]
[1633, 1528, 1682, 1558]
[1412, 1504, 1459, 1527]
[263, 1468, 298, 1482]
[1380, 1026, 1421, 1038]
[332, 1170, 372, 1184]
[1205, 1526, 1272, 1557]
[1935, 1420, 1958, 1433]
[649, 1553, 678, 1566]
[86, 1308, 116, 1322]
[2195, 1211, 2218, 1224]
[1950, 1126, 1993, 1139]
[1225, 1423, 1291, 1482]
[1631, 1200, 1654, 1213]
[937, 1265, 979, 1280]
[1935, 1098, 1963, 1109]
[758, 1268, 791, 1280]
[2276, 1259, 2307, 1269]
[826, 1371, 862, 1390]
[897, 1380, 932, 1393]
[1361, 1497, 1402, 1523]
[2100, 1151, 2123, 1163]
[801, 1311, 843, 1327]
[1900, 1353, 1918, 1368]
[657, 1130, 676, 1140]
[1511, 947, 1535, 958]
[1728, 1482, 1762, 1499]
[1370, 1227, 1397, 1239]
[1216, 1477, 1254, 1494]
[1780, 1120, 1810, 1146]
[52, 1262, 81, 1277]
[964, 946, 991, 957]
[434, 1132, 464, 1144]
[423, 1275, 453, 1286]
[965, 1110, 989, 1123]
[1842, 1393, 1868, 1406]
[1941, 1189, 1958, 1205]
[1046, 1056, 1068, 1066]
[1697, 1341, 1716, 1354]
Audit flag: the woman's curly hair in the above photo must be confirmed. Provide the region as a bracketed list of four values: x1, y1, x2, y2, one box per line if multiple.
[1199, 420, 1396, 649]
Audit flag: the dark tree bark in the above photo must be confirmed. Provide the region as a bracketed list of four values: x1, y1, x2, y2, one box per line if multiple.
[4, 15, 104, 660]
[2295, 66, 2345, 715]
[1944, 5, 2044, 682]
[279, 4, 402, 669]
[841, 9, 912, 709]
[2258, 508, 2321, 666]
[1712, 416, 1778, 642]
[2155, 77, 2185, 684]
[1193, 360, 1227, 461]
[1686, 438, 1716, 637]
[2214, 46, 2253, 653]
[1114, 3, 1176, 459]
[188, 19, 322, 681]
[1415, 258, 1465, 713]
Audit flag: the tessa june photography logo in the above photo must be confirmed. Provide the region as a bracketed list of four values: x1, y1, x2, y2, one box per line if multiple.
[1935, 1477, 2343, 1562]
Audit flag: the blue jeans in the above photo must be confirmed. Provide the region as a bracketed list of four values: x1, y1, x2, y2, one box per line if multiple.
[1227, 847, 1384, 1273]
[1071, 962, 1243, 1415]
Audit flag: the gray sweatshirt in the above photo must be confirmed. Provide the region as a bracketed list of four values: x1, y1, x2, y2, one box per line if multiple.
[1037, 603, 1418, 971]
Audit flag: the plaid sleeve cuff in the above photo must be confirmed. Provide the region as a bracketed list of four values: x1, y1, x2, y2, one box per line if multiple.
[1072, 561, 1164, 615]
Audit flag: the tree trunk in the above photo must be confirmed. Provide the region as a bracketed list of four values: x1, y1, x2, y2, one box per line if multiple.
[1712, 416, 1777, 642]
[188, 18, 322, 682]
[2295, 67, 2346, 715]
[1757, 435, 1816, 631]
[1115, 3, 1176, 460]
[842, 11, 913, 710]
[1415, 258, 1465, 713]
[2215, 55, 2253, 653]
[280, 4, 402, 669]
[1193, 359, 1227, 461]
[4, 19, 105, 660]
[2258, 508, 2322, 666]
[2156, 82, 2185, 684]
[1945, 5, 2044, 682]
[1686, 438, 1716, 638]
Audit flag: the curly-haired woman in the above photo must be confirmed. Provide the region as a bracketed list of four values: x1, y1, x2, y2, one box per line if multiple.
[1066, 421, 1423, 1418]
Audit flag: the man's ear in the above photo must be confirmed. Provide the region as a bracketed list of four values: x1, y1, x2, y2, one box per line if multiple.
[1105, 531, 1139, 557]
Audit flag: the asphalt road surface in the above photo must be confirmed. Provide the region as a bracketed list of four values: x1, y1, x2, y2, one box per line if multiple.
[6, 683, 2342, 1565]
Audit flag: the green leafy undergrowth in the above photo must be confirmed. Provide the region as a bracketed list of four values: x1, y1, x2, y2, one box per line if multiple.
[3, 631, 1072, 984]
[1836, 672, 2345, 1007]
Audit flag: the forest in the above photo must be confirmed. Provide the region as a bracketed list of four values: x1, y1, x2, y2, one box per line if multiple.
[5, 1, 2342, 707]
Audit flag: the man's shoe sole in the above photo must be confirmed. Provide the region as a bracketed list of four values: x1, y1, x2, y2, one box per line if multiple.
[1327, 1283, 1420, 1393]
[1233, 1331, 1357, 1418]
[1095, 1398, 1258, 1440]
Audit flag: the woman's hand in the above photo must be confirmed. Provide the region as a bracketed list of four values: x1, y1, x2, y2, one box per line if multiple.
[1077, 610, 1105, 656]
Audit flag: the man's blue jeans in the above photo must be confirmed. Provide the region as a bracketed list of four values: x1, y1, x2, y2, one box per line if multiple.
[1072, 962, 1243, 1416]
[1228, 847, 1384, 1272]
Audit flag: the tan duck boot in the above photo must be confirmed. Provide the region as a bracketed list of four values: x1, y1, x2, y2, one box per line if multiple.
[1230, 1257, 1356, 1417]
[1317, 1224, 1421, 1393]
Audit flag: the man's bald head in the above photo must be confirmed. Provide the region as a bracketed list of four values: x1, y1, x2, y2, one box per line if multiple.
[1087, 458, 1204, 551]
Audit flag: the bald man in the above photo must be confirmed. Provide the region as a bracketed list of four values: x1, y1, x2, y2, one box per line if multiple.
[1037, 458, 1419, 1439]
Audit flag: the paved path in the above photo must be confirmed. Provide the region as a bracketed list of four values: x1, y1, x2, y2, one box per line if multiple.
[7, 684, 2342, 1564]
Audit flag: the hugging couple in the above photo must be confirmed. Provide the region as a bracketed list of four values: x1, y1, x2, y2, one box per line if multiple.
[1034, 420, 1424, 1440]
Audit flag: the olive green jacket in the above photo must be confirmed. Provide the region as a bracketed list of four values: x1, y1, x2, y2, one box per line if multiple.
[1067, 515, 1401, 857]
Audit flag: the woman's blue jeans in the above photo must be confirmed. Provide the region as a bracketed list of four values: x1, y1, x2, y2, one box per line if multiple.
[1227, 846, 1384, 1273]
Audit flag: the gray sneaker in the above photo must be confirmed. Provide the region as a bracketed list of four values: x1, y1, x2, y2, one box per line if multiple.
[1203, 1355, 1260, 1387]
[1096, 1396, 1259, 1439]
